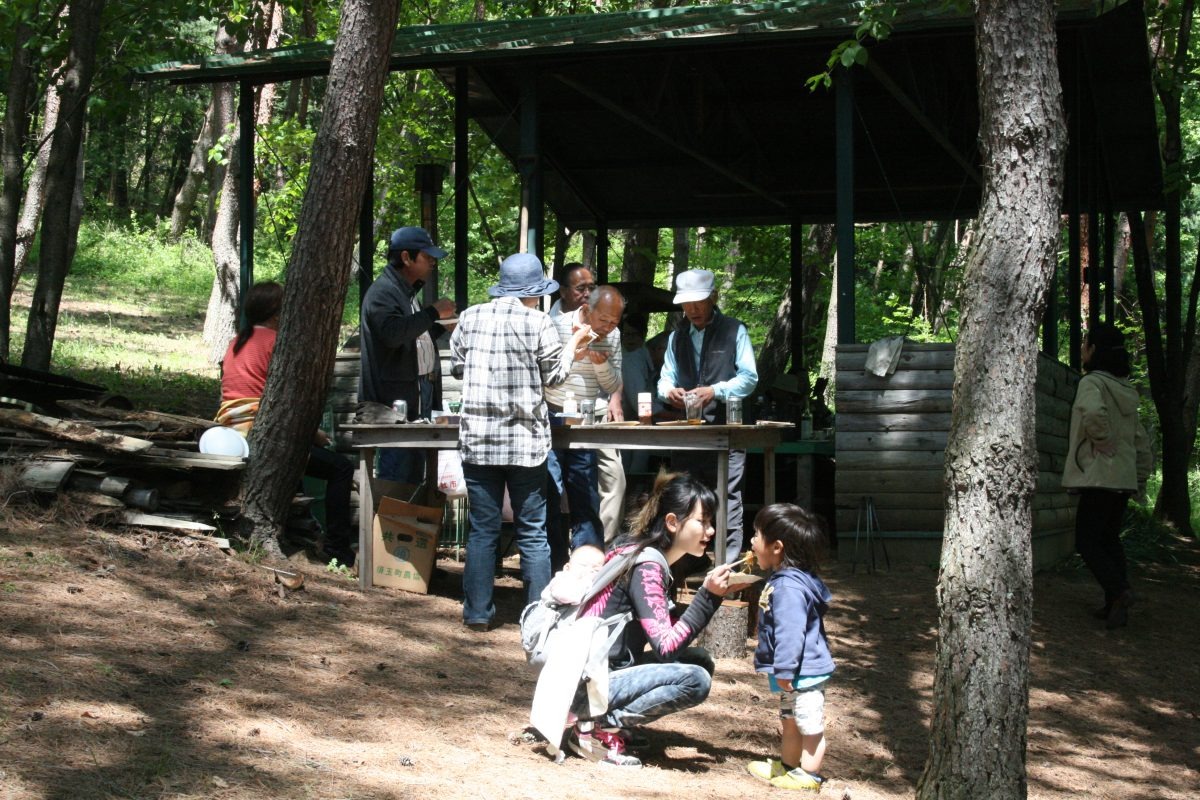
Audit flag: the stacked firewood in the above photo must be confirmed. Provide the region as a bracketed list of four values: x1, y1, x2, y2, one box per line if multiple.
[0, 401, 244, 546]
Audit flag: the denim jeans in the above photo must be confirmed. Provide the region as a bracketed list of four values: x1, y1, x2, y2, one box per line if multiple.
[462, 460, 552, 625]
[589, 649, 714, 729]
[546, 447, 604, 571]
[377, 377, 435, 483]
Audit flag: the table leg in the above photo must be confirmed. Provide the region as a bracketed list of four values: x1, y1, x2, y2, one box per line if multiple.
[358, 447, 374, 590]
[424, 450, 439, 504]
[764, 446, 776, 506]
[715, 451, 729, 564]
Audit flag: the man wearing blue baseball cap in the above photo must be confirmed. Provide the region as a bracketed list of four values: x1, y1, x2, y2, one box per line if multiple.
[360, 226, 456, 482]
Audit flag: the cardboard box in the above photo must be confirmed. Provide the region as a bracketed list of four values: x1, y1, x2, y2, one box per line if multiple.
[372, 496, 444, 594]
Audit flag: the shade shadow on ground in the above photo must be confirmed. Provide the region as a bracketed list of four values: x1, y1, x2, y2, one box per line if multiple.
[1, 517, 1196, 800]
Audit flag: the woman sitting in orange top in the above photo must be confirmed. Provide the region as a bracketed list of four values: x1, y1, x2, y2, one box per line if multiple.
[219, 281, 356, 567]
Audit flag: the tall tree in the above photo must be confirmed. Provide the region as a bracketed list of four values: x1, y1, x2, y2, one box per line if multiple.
[168, 22, 240, 242]
[167, 91, 217, 239]
[200, 23, 243, 364]
[22, 0, 107, 371]
[621, 227, 657, 283]
[239, 0, 401, 556]
[1131, 0, 1198, 535]
[1, 11, 38, 361]
[916, 1, 1066, 798]
[12, 64, 61, 290]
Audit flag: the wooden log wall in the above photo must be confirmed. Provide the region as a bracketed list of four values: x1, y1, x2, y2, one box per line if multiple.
[834, 342, 1079, 569]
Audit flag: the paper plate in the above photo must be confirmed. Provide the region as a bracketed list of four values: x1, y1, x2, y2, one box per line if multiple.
[199, 426, 249, 457]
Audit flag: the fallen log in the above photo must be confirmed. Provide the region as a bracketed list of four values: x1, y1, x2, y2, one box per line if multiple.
[0, 410, 153, 454]
[58, 400, 218, 435]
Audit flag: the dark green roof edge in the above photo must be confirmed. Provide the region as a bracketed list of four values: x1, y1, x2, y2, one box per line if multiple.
[134, 0, 1129, 84]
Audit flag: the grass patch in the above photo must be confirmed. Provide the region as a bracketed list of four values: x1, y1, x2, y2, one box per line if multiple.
[6, 218, 363, 415]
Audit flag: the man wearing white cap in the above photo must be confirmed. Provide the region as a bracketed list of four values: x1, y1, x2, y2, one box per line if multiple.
[657, 268, 758, 564]
[450, 253, 593, 631]
[360, 226, 457, 481]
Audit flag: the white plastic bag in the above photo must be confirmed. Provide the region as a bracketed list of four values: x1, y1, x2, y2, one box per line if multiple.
[437, 450, 467, 496]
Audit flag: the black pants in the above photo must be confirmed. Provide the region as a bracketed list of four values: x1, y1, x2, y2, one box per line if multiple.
[1073, 488, 1131, 604]
[306, 445, 355, 558]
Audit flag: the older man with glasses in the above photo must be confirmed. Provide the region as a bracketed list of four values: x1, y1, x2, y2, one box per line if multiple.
[550, 263, 628, 546]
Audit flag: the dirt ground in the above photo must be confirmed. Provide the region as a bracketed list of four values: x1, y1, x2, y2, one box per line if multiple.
[1, 511, 1197, 800]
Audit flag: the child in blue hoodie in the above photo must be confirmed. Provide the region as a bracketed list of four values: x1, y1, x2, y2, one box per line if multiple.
[745, 503, 835, 791]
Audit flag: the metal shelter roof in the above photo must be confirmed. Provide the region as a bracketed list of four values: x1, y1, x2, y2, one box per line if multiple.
[136, 0, 1162, 227]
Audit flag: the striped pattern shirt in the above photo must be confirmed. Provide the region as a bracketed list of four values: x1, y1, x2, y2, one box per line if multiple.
[449, 297, 574, 466]
[543, 307, 622, 410]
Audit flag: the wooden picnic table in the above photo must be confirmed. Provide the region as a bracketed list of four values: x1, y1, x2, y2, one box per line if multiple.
[344, 422, 789, 590]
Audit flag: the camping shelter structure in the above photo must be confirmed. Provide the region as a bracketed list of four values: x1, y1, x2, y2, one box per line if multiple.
[137, 0, 1163, 564]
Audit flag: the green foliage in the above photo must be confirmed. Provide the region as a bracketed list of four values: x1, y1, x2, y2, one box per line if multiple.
[805, 1, 896, 90]
[70, 220, 213, 298]
[325, 559, 355, 580]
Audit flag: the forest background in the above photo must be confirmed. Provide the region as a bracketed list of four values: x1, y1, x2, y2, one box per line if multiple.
[1, 0, 1198, 534]
[2, 2, 1200, 798]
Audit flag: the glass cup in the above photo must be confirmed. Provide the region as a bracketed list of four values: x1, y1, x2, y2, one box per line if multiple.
[684, 391, 703, 422]
[726, 395, 743, 425]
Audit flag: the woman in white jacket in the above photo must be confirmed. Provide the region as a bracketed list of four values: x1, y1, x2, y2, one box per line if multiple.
[1061, 323, 1153, 629]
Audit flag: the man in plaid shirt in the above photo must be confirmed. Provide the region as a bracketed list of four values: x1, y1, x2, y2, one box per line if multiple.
[449, 253, 593, 631]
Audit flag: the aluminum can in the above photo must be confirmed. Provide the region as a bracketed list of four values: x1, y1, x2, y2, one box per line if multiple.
[391, 399, 408, 421]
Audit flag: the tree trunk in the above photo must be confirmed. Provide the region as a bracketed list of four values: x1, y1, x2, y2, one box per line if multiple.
[21, 0, 106, 372]
[580, 230, 595, 269]
[254, 0, 286, 193]
[1128, 211, 1194, 535]
[168, 96, 219, 240]
[1113, 212, 1130, 301]
[106, 112, 130, 210]
[1, 17, 36, 362]
[201, 88, 240, 366]
[917, 2, 1065, 799]
[239, 0, 401, 557]
[801, 224, 834, 386]
[621, 227, 657, 283]
[13, 75, 60, 288]
[672, 227, 689, 276]
[1124, 0, 1197, 535]
[756, 286, 792, 402]
[1079, 213, 1091, 323]
[170, 25, 239, 241]
[819, 260, 837, 387]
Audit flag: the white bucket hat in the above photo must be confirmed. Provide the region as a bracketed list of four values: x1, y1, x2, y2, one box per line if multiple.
[672, 269, 715, 304]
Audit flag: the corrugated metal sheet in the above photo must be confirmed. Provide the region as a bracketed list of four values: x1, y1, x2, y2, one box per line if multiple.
[135, 0, 1121, 85]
